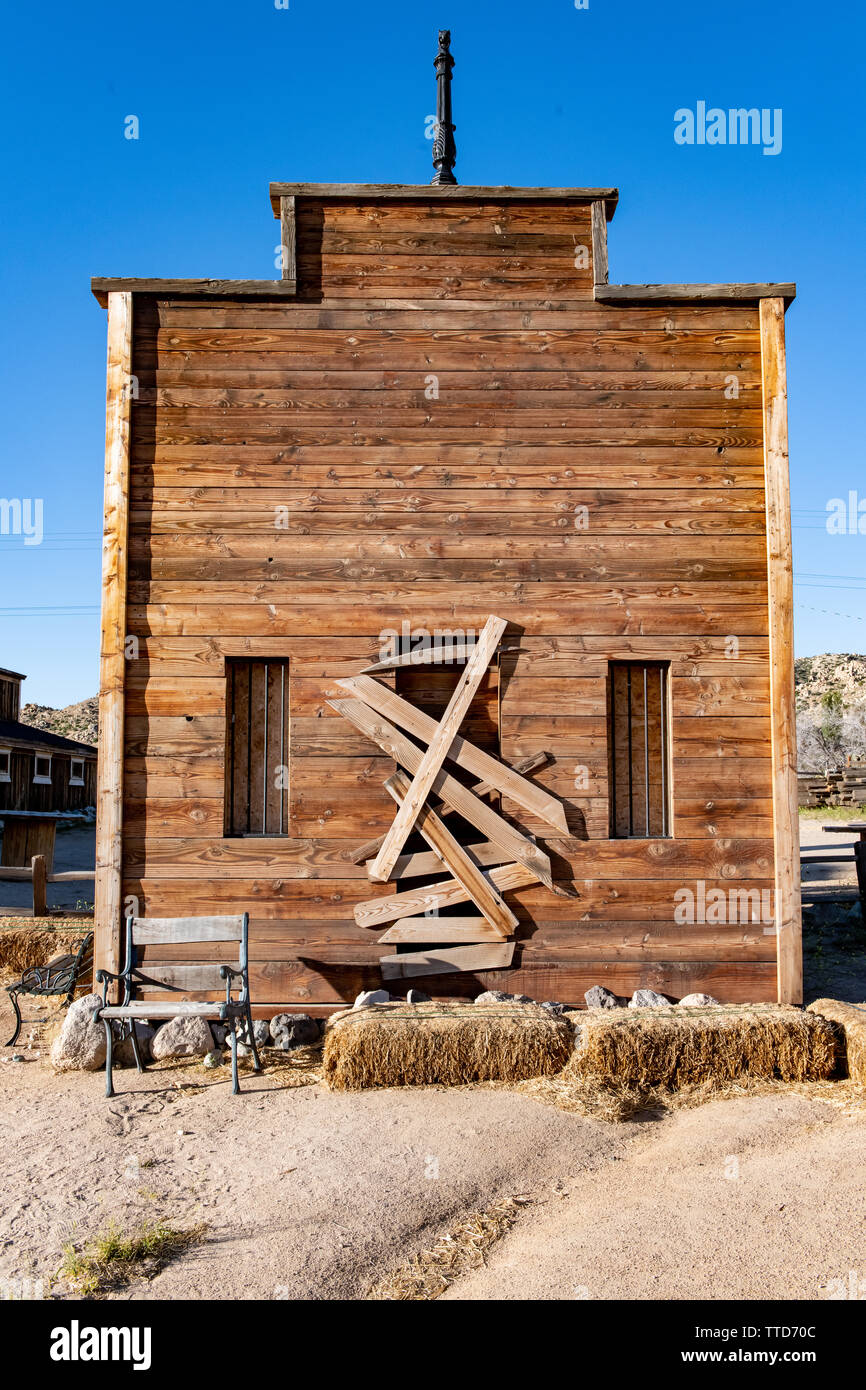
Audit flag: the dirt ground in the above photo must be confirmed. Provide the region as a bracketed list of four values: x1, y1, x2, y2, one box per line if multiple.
[1, 813, 864, 1302]
[1, 986, 865, 1302]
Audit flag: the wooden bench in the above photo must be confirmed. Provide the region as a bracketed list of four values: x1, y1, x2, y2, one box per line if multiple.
[95, 914, 263, 1097]
[5, 931, 94, 1046]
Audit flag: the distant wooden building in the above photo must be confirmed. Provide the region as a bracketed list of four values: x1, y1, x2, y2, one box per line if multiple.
[91, 50, 800, 1010]
[0, 667, 97, 868]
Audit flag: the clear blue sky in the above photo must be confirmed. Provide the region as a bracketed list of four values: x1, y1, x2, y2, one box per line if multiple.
[1, 0, 864, 706]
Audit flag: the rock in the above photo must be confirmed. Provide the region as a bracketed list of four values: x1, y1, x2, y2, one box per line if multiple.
[678, 993, 720, 1007]
[353, 989, 390, 1009]
[270, 1013, 320, 1049]
[406, 989, 431, 1004]
[236, 1018, 270, 1048]
[628, 989, 671, 1009]
[114, 1022, 156, 1067]
[540, 1001, 569, 1016]
[150, 1015, 214, 1060]
[585, 985, 620, 1010]
[236, 1042, 252, 1058]
[474, 990, 533, 1005]
[50, 993, 106, 1072]
[203, 1049, 224, 1068]
[12, 1054, 25, 1063]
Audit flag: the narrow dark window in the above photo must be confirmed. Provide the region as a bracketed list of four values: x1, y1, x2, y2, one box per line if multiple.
[608, 661, 670, 838]
[224, 658, 289, 837]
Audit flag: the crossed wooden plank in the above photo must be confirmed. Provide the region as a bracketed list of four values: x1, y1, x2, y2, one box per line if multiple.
[327, 697, 555, 891]
[328, 615, 571, 976]
[353, 861, 538, 929]
[348, 750, 551, 868]
[337, 676, 568, 835]
[365, 615, 507, 882]
[384, 770, 517, 938]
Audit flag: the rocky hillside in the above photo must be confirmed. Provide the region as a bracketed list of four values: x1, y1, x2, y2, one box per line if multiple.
[19, 695, 98, 747]
[794, 654, 866, 711]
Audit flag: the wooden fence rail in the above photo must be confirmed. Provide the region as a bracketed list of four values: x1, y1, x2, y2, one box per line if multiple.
[0, 857, 96, 917]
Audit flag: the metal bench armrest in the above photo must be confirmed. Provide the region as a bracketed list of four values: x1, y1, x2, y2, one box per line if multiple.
[219, 964, 250, 1008]
[96, 967, 132, 1009]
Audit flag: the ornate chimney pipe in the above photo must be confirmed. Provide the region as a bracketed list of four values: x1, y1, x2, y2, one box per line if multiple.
[431, 30, 457, 186]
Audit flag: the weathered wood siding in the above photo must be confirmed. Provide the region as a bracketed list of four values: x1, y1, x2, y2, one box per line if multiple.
[122, 196, 776, 1007]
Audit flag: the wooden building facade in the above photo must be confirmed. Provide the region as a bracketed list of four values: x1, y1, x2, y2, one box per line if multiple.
[91, 179, 801, 1012]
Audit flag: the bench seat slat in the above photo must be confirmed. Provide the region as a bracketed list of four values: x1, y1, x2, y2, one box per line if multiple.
[100, 1002, 245, 1018]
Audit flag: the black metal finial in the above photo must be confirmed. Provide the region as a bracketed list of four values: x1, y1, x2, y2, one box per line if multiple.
[431, 29, 457, 186]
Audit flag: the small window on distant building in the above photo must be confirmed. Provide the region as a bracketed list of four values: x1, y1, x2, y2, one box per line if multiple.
[70, 758, 85, 786]
[608, 662, 671, 837]
[224, 659, 290, 837]
[0, 748, 10, 783]
[33, 753, 52, 785]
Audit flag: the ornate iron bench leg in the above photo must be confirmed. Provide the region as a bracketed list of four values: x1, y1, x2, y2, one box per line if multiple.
[104, 1018, 115, 1098]
[245, 1003, 263, 1074]
[5, 988, 23, 1048]
[230, 1023, 240, 1095]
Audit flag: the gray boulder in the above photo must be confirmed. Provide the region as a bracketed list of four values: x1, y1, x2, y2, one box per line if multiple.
[353, 989, 390, 1009]
[150, 1015, 213, 1060]
[629, 989, 671, 1009]
[585, 985, 620, 1010]
[474, 990, 533, 1005]
[50, 993, 106, 1072]
[203, 1049, 224, 1069]
[678, 993, 720, 1007]
[270, 1013, 320, 1049]
[540, 1001, 569, 1016]
[406, 989, 431, 1004]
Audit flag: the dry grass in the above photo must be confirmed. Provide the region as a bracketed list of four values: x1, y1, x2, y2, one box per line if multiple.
[366, 1196, 532, 1300]
[323, 1003, 573, 1091]
[565, 1004, 841, 1090]
[60, 1219, 206, 1297]
[509, 1070, 866, 1122]
[808, 999, 866, 1086]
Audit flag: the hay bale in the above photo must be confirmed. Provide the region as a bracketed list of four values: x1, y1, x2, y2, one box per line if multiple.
[808, 999, 866, 1087]
[565, 1003, 840, 1090]
[323, 1002, 573, 1091]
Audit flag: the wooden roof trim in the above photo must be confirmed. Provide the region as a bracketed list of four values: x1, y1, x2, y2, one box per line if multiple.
[268, 182, 620, 217]
[0, 731, 97, 757]
[594, 282, 796, 307]
[91, 278, 297, 309]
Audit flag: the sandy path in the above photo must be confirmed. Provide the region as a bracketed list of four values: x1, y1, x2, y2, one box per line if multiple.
[442, 1093, 866, 1301]
[0, 1043, 633, 1301]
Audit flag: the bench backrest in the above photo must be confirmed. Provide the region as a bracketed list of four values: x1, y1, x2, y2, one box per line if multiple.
[125, 914, 249, 997]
